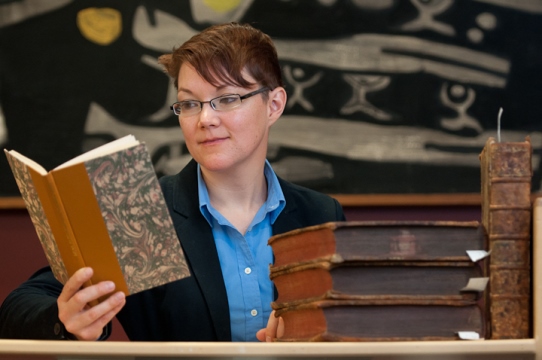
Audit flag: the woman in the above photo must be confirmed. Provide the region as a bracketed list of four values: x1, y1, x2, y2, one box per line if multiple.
[0, 22, 345, 342]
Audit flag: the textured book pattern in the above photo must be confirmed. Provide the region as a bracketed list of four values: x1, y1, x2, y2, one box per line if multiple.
[84, 143, 188, 294]
[5, 154, 69, 284]
[480, 136, 532, 339]
[5, 137, 190, 297]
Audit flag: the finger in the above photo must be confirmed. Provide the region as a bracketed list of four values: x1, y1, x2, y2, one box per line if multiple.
[265, 310, 280, 341]
[69, 292, 126, 341]
[255, 328, 266, 342]
[75, 290, 125, 325]
[59, 279, 116, 321]
[58, 267, 93, 304]
[266, 315, 284, 341]
[256, 311, 279, 342]
[276, 316, 284, 339]
[57, 278, 121, 339]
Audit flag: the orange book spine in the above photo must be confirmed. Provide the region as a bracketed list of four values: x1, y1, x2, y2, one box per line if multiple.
[50, 163, 129, 296]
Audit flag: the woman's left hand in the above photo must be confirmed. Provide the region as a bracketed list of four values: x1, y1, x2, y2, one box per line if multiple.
[256, 310, 284, 342]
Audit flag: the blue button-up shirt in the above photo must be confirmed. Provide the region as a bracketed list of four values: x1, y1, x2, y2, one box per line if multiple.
[198, 161, 286, 341]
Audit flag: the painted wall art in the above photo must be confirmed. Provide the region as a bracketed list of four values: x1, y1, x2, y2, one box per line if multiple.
[1, 0, 541, 197]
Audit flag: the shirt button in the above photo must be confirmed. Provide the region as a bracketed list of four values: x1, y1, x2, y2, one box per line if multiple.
[244, 267, 251, 274]
[251, 309, 258, 316]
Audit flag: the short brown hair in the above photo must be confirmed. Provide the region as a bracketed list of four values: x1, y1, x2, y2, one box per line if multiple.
[158, 22, 283, 90]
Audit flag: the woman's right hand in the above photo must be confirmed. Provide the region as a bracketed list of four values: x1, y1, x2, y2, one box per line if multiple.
[57, 267, 126, 340]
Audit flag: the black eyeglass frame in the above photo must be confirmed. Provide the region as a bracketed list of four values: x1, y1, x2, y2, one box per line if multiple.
[169, 87, 270, 116]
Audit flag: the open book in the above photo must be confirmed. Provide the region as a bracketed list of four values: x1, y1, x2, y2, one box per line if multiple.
[4, 135, 190, 300]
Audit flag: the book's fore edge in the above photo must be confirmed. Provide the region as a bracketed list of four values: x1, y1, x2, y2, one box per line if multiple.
[4, 151, 70, 284]
[50, 163, 130, 296]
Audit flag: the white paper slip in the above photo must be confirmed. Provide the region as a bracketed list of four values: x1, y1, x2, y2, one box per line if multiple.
[461, 277, 489, 292]
[457, 331, 481, 340]
[466, 250, 491, 262]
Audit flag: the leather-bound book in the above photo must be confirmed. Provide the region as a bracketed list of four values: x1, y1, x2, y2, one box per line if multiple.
[479, 136, 532, 339]
[274, 298, 488, 342]
[268, 221, 486, 268]
[268, 220, 490, 341]
[270, 257, 486, 309]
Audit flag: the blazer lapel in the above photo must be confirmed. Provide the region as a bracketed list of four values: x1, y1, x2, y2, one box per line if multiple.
[169, 161, 231, 341]
[272, 179, 304, 235]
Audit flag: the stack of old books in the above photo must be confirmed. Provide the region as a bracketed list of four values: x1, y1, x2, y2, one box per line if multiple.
[267, 135, 534, 342]
[268, 221, 490, 341]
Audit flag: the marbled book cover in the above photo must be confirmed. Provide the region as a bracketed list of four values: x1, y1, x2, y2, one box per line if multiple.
[5, 151, 69, 284]
[84, 143, 189, 294]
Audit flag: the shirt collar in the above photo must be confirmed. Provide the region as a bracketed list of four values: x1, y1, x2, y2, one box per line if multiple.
[197, 161, 285, 226]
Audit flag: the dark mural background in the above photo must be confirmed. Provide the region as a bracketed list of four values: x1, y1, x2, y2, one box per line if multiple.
[1, 0, 541, 197]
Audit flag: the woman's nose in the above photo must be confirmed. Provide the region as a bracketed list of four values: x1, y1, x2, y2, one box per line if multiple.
[198, 103, 220, 127]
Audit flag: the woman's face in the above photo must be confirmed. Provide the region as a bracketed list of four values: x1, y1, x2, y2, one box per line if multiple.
[176, 64, 283, 174]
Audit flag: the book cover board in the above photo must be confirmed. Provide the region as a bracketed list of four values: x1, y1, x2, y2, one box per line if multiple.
[479, 136, 532, 339]
[5, 135, 190, 299]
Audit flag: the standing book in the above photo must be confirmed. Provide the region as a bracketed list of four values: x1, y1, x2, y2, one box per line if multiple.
[4, 135, 190, 302]
[479, 136, 532, 339]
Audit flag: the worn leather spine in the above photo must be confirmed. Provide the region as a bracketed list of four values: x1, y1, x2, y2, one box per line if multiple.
[480, 136, 532, 339]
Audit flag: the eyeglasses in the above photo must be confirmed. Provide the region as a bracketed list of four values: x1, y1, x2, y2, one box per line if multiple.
[170, 87, 270, 117]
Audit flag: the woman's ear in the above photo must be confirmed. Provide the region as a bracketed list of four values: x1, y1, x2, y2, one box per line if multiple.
[267, 87, 287, 125]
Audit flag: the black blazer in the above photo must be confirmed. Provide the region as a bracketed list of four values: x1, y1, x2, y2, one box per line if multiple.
[0, 160, 345, 341]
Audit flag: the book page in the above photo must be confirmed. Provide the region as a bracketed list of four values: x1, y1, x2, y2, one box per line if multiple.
[4, 149, 48, 175]
[55, 134, 139, 170]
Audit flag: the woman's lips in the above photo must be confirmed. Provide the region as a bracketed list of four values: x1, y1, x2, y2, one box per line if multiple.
[200, 137, 226, 145]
